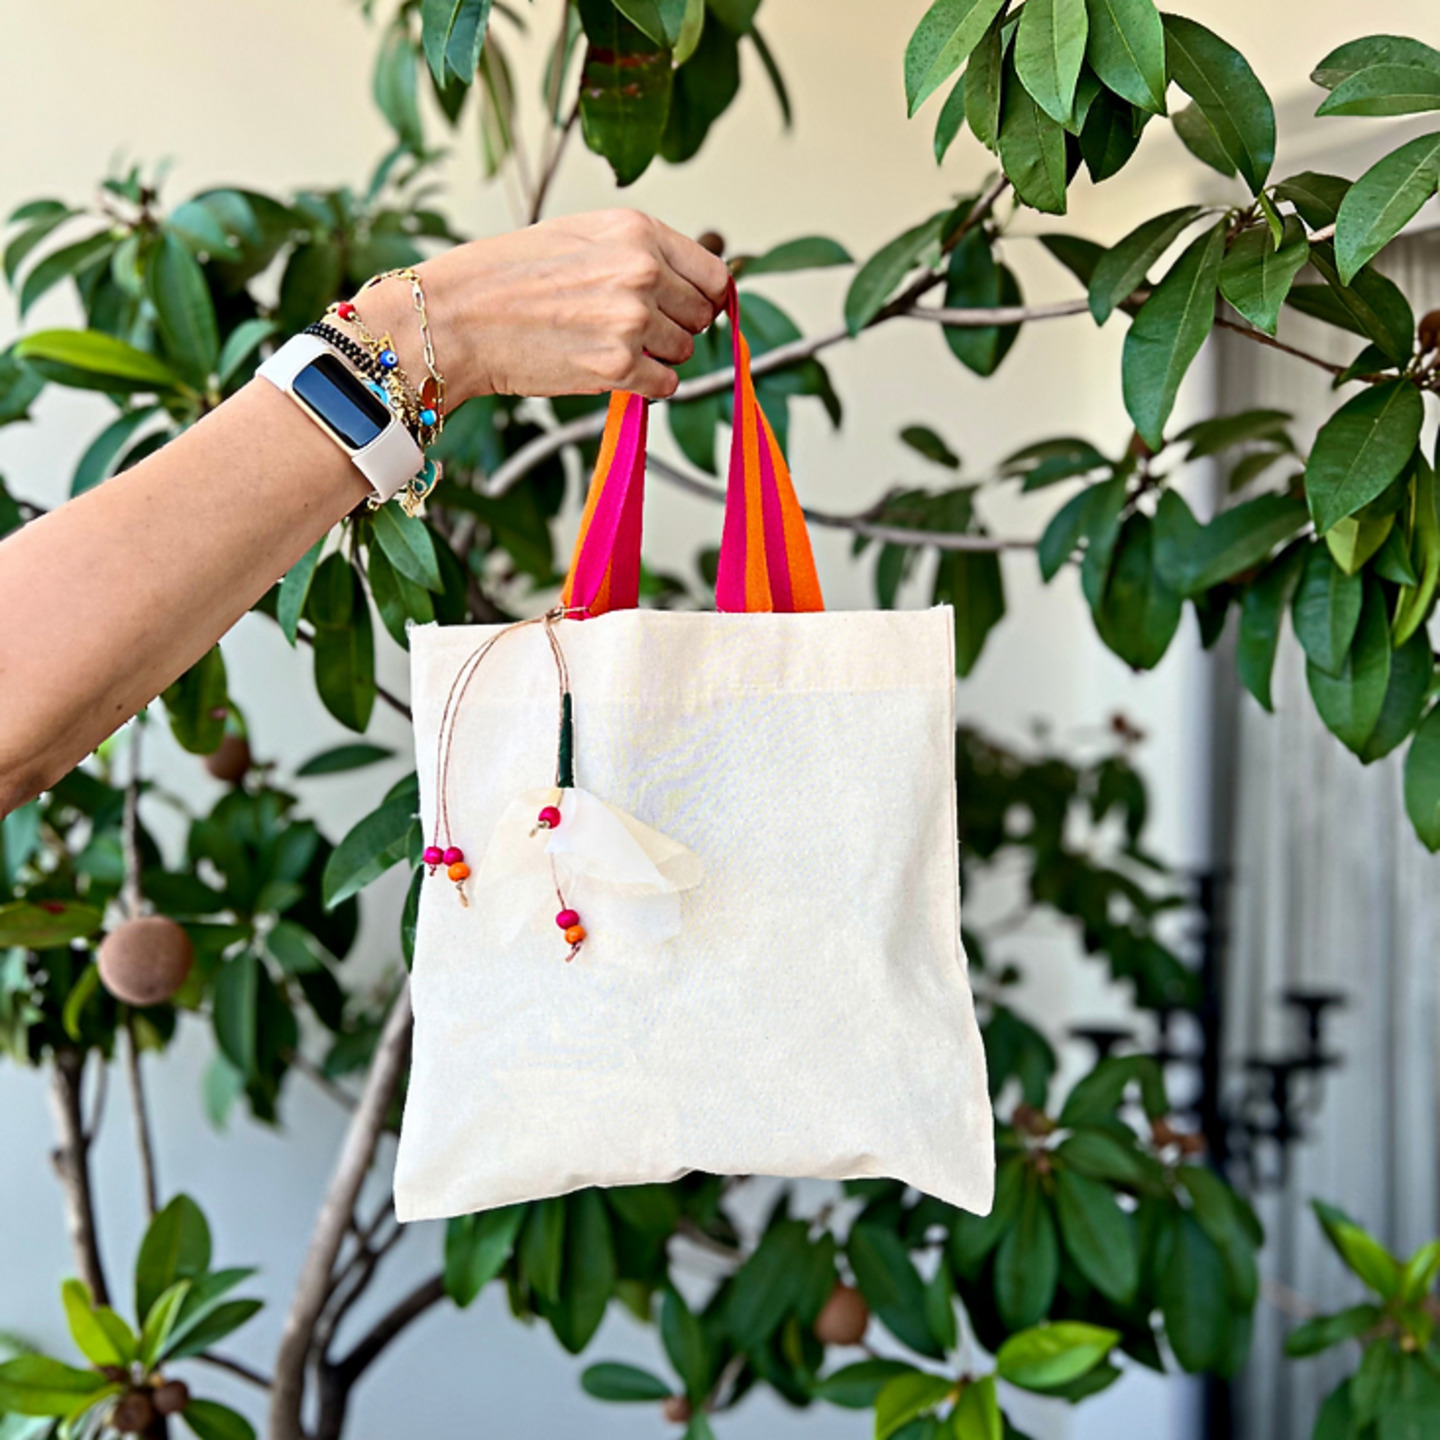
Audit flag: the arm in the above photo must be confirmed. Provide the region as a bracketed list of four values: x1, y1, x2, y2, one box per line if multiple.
[0, 209, 730, 813]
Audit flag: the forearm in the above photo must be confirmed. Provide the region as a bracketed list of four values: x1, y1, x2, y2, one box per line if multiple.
[0, 381, 367, 809]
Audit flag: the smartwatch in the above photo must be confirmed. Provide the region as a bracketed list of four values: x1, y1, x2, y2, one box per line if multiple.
[258, 333, 424, 504]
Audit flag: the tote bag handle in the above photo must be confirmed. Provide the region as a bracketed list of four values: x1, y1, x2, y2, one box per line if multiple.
[560, 283, 824, 616]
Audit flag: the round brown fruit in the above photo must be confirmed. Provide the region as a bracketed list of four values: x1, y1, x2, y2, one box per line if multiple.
[205, 734, 252, 784]
[97, 916, 194, 1008]
[661, 1395, 692, 1424]
[153, 1379, 190, 1416]
[111, 1390, 157, 1434]
[813, 1282, 870, 1346]
[696, 230, 726, 257]
[1419, 309, 1440, 354]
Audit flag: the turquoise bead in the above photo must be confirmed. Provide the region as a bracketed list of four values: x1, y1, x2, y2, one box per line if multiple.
[420, 407, 437, 426]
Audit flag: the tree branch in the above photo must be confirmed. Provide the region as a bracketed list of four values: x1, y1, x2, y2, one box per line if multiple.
[268, 982, 413, 1440]
[528, 102, 578, 226]
[1213, 314, 1349, 379]
[196, 1351, 273, 1391]
[49, 1047, 110, 1306]
[125, 1017, 159, 1220]
[647, 453, 1036, 552]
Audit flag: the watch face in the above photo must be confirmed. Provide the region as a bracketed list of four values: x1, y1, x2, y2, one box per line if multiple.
[292, 352, 392, 449]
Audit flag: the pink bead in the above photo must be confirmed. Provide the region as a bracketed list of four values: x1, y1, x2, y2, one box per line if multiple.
[442, 846, 464, 866]
[556, 909, 580, 930]
[537, 805, 562, 829]
[423, 846, 444, 867]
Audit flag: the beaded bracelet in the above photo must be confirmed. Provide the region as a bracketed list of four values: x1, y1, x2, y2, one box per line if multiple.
[318, 308, 432, 447]
[353, 267, 447, 439]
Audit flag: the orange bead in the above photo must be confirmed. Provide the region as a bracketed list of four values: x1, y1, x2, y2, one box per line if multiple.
[448, 862, 471, 882]
[564, 924, 587, 945]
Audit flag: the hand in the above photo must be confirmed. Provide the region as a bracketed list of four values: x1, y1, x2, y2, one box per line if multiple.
[358, 210, 732, 406]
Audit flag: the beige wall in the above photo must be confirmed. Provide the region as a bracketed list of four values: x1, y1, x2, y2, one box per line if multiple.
[2, 4, 1437, 1437]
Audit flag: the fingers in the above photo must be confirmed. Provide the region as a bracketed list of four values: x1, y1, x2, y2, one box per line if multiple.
[624, 355, 681, 400]
[643, 311, 695, 367]
[653, 219, 732, 310]
[654, 266, 717, 334]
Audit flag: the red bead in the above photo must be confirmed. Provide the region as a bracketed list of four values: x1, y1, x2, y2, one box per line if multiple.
[423, 846, 444, 867]
[556, 909, 580, 930]
[442, 846, 464, 865]
[538, 805, 562, 829]
[337, 302, 357, 320]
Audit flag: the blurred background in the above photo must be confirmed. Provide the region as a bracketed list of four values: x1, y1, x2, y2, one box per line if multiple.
[2, 2, 1439, 1437]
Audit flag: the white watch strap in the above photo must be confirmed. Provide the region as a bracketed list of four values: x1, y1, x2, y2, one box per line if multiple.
[257, 333, 424, 504]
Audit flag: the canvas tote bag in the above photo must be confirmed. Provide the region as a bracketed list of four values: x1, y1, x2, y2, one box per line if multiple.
[394, 287, 994, 1222]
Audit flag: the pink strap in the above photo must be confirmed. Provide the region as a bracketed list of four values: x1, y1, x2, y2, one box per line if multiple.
[562, 283, 823, 616]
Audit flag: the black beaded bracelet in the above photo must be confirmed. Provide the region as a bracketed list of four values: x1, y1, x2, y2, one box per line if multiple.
[304, 322, 386, 382]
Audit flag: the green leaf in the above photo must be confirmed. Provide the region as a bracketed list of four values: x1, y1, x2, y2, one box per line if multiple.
[942, 231, 1022, 376]
[1307, 577, 1391, 754]
[18, 230, 116, 316]
[998, 72, 1070, 214]
[0, 1356, 107, 1418]
[813, 1360, 917, 1410]
[277, 539, 323, 646]
[1014, 0, 1089, 125]
[1088, 205, 1202, 324]
[1084, 0, 1167, 113]
[1053, 1170, 1139, 1304]
[845, 211, 948, 335]
[901, 426, 962, 470]
[995, 1321, 1119, 1391]
[576, 0, 674, 187]
[14, 329, 182, 394]
[146, 233, 220, 384]
[161, 645, 229, 755]
[1304, 381, 1423, 535]
[581, 1363, 674, 1402]
[905, 0, 1009, 114]
[1313, 36, 1440, 89]
[658, 14, 740, 164]
[1219, 215, 1309, 335]
[322, 779, 418, 907]
[740, 236, 853, 276]
[1275, 170, 1352, 228]
[1319, 64, 1440, 118]
[1059, 1054, 1168, 1123]
[875, 1372, 954, 1440]
[312, 568, 376, 734]
[1151, 489, 1309, 596]
[1314, 1201, 1403, 1297]
[1077, 88, 1143, 181]
[1092, 512, 1181, 670]
[213, 953, 260, 1078]
[661, 1288, 715, 1402]
[1172, 101, 1235, 178]
[520, 1196, 567, 1305]
[61, 1280, 133, 1367]
[1285, 1304, 1384, 1358]
[1399, 1239, 1440, 1303]
[961, 11, 1007, 151]
[1177, 407, 1292, 459]
[0, 900, 102, 950]
[1327, 513, 1395, 576]
[1159, 1215, 1233, 1374]
[1292, 542, 1363, 675]
[217, 317, 278, 387]
[368, 544, 434, 648]
[374, 24, 424, 153]
[1237, 544, 1305, 711]
[1333, 133, 1440, 285]
[547, 1190, 616, 1353]
[181, 1399, 257, 1440]
[994, 1174, 1059, 1330]
[1307, 242, 1415, 364]
[372, 505, 443, 592]
[4, 208, 73, 285]
[1121, 221, 1225, 450]
[1394, 456, 1440, 644]
[277, 242, 342, 334]
[935, 547, 1006, 677]
[163, 1299, 262, 1363]
[1162, 15, 1274, 192]
[138, 1279, 191, 1369]
[135, 1195, 212, 1323]
[296, 743, 395, 777]
[71, 407, 160, 496]
[1055, 1126, 1166, 1193]
[923, 1261, 958, 1355]
[934, 75, 968, 163]
[848, 1223, 944, 1358]
[950, 1374, 1002, 1440]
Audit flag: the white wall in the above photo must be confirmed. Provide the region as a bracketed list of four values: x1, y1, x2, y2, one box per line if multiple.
[2, 3, 1436, 1437]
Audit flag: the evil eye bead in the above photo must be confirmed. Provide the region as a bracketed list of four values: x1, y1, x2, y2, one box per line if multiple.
[537, 805, 562, 829]
[379, 348, 399, 370]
